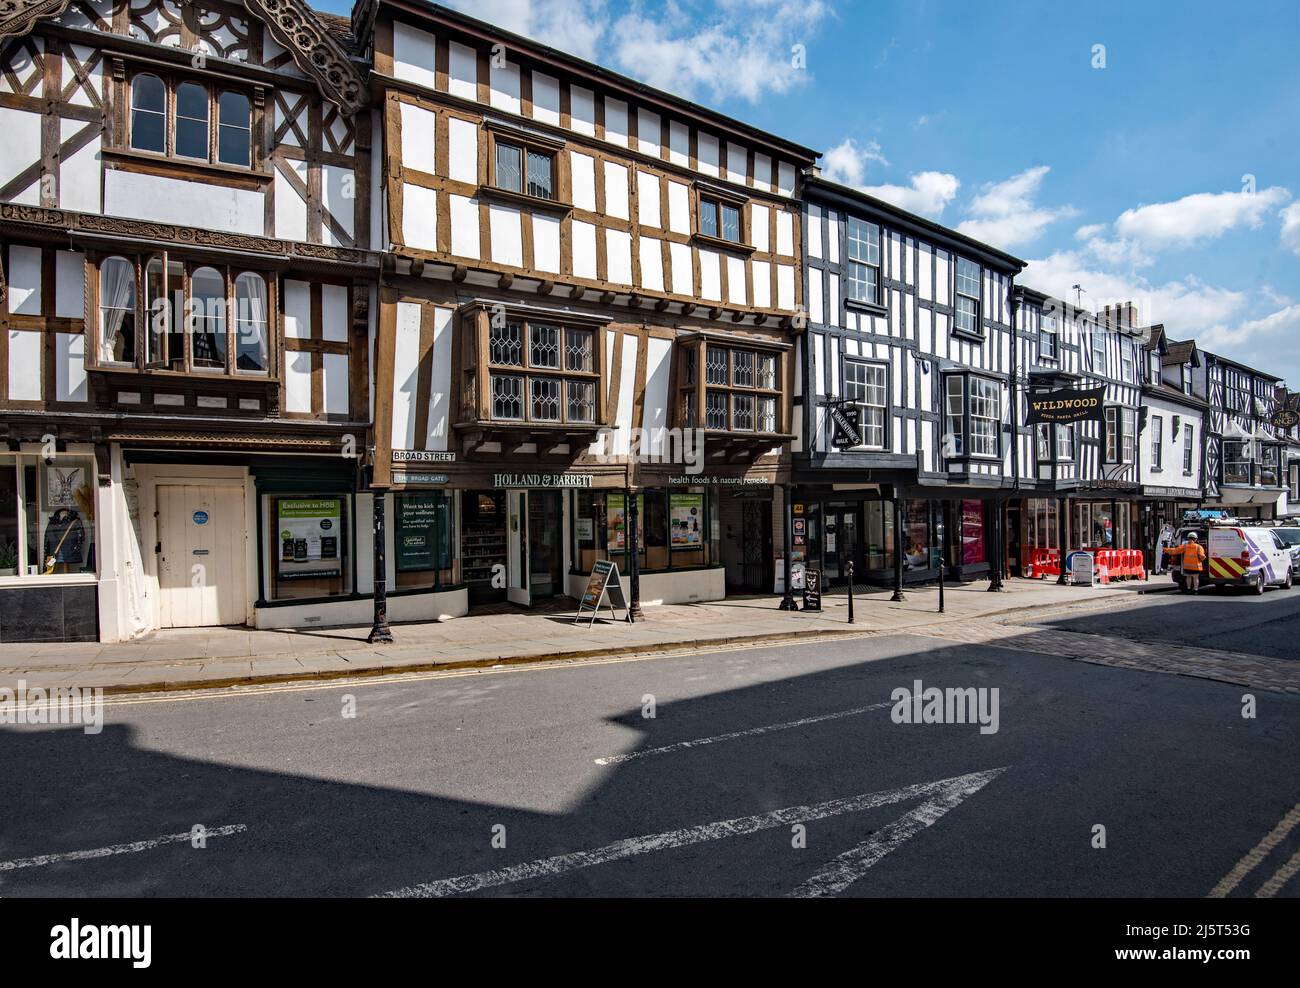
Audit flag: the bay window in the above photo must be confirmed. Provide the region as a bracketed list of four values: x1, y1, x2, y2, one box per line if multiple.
[1260, 444, 1280, 486]
[486, 319, 596, 424]
[684, 343, 781, 433]
[1222, 439, 1251, 484]
[93, 253, 270, 375]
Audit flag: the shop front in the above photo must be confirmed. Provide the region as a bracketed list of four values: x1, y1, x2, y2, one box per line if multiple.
[788, 487, 993, 588]
[385, 463, 734, 611]
[0, 445, 103, 642]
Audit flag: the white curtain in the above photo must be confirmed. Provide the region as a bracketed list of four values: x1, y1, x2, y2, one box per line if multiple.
[98, 257, 134, 362]
[236, 272, 267, 371]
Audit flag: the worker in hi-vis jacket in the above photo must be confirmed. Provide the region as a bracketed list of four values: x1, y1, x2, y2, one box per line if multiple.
[1164, 532, 1206, 594]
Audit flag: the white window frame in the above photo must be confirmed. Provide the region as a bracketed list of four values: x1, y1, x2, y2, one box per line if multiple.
[842, 358, 888, 450]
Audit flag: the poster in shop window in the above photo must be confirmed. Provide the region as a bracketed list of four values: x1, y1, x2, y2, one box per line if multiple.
[606, 495, 644, 550]
[276, 498, 343, 581]
[670, 493, 704, 547]
[396, 493, 448, 572]
[961, 500, 986, 565]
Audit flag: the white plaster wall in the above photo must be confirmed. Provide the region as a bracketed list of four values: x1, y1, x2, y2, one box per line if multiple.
[105, 171, 263, 235]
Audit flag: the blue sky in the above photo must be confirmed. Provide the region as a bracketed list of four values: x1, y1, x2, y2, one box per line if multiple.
[318, 0, 1300, 384]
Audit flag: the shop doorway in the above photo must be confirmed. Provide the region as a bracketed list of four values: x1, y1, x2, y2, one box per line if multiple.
[725, 497, 773, 594]
[823, 504, 860, 587]
[462, 490, 507, 606]
[527, 490, 564, 599]
[157, 485, 246, 627]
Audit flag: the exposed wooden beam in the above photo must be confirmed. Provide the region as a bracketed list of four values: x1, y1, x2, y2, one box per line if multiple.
[498, 273, 513, 290]
[655, 298, 672, 312]
[537, 280, 554, 296]
[452, 265, 468, 283]
[708, 306, 725, 320]
[409, 258, 425, 278]
[569, 285, 586, 300]
[600, 291, 617, 306]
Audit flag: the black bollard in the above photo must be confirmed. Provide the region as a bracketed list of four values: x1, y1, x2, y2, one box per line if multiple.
[938, 559, 945, 614]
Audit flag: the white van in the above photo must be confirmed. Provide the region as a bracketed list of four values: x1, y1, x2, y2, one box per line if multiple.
[1203, 526, 1294, 593]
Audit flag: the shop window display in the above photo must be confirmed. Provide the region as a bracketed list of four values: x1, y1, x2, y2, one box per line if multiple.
[571, 489, 717, 573]
[394, 492, 458, 590]
[0, 456, 97, 579]
[269, 496, 352, 600]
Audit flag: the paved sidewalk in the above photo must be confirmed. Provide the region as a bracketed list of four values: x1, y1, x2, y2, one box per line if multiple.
[0, 575, 1174, 694]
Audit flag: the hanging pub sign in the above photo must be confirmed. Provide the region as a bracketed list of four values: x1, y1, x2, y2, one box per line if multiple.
[1026, 386, 1107, 425]
[830, 403, 863, 449]
[1270, 407, 1299, 429]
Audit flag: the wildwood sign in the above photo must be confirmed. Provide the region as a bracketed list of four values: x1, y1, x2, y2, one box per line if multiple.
[1026, 387, 1107, 425]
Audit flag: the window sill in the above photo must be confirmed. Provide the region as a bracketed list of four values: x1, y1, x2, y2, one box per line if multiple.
[845, 297, 888, 318]
[690, 233, 755, 256]
[0, 573, 98, 587]
[477, 184, 572, 216]
[103, 146, 269, 185]
[951, 328, 987, 343]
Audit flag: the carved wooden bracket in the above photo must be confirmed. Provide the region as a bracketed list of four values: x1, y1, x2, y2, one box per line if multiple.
[0, 0, 368, 116]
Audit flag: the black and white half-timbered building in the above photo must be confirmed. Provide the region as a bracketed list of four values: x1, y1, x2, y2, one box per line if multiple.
[355, 0, 817, 616]
[1200, 351, 1294, 520]
[1010, 292, 1149, 573]
[0, 0, 379, 641]
[1136, 328, 1207, 557]
[794, 175, 1024, 589]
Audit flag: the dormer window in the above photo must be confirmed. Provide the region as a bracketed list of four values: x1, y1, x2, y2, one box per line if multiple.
[1181, 363, 1192, 394]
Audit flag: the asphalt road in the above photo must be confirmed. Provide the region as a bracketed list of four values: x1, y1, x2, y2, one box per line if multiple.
[2, 602, 1299, 897]
[1040, 581, 1300, 660]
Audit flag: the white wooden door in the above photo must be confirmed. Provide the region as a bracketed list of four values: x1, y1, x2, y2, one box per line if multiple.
[158, 485, 246, 628]
[506, 490, 529, 605]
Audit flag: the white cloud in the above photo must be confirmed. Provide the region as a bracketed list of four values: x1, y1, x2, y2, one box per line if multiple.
[1113, 186, 1292, 250]
[445, 0, 606, 60]
[955, 166, 1076, 250]
[820, 138, 888, 187]
[1199, 304, 1300, 349]
[1023, 249, 1246, 332]
[443, 0, 830, 102]
[1282, 202, 1300, 257]
[861, 171, 961, 219]
[607, 1, 832, 103]
[1074, 223, 1107, 241]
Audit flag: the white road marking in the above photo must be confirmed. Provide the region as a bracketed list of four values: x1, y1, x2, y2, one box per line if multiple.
[0, 824, 247, 872]
[789, 769, 1004, 897]
[593, 702, 892, 765]
[1208, 802, 1300, 898]
[1254, 845, 1300, 898]
[377, 768, 1006, 898]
